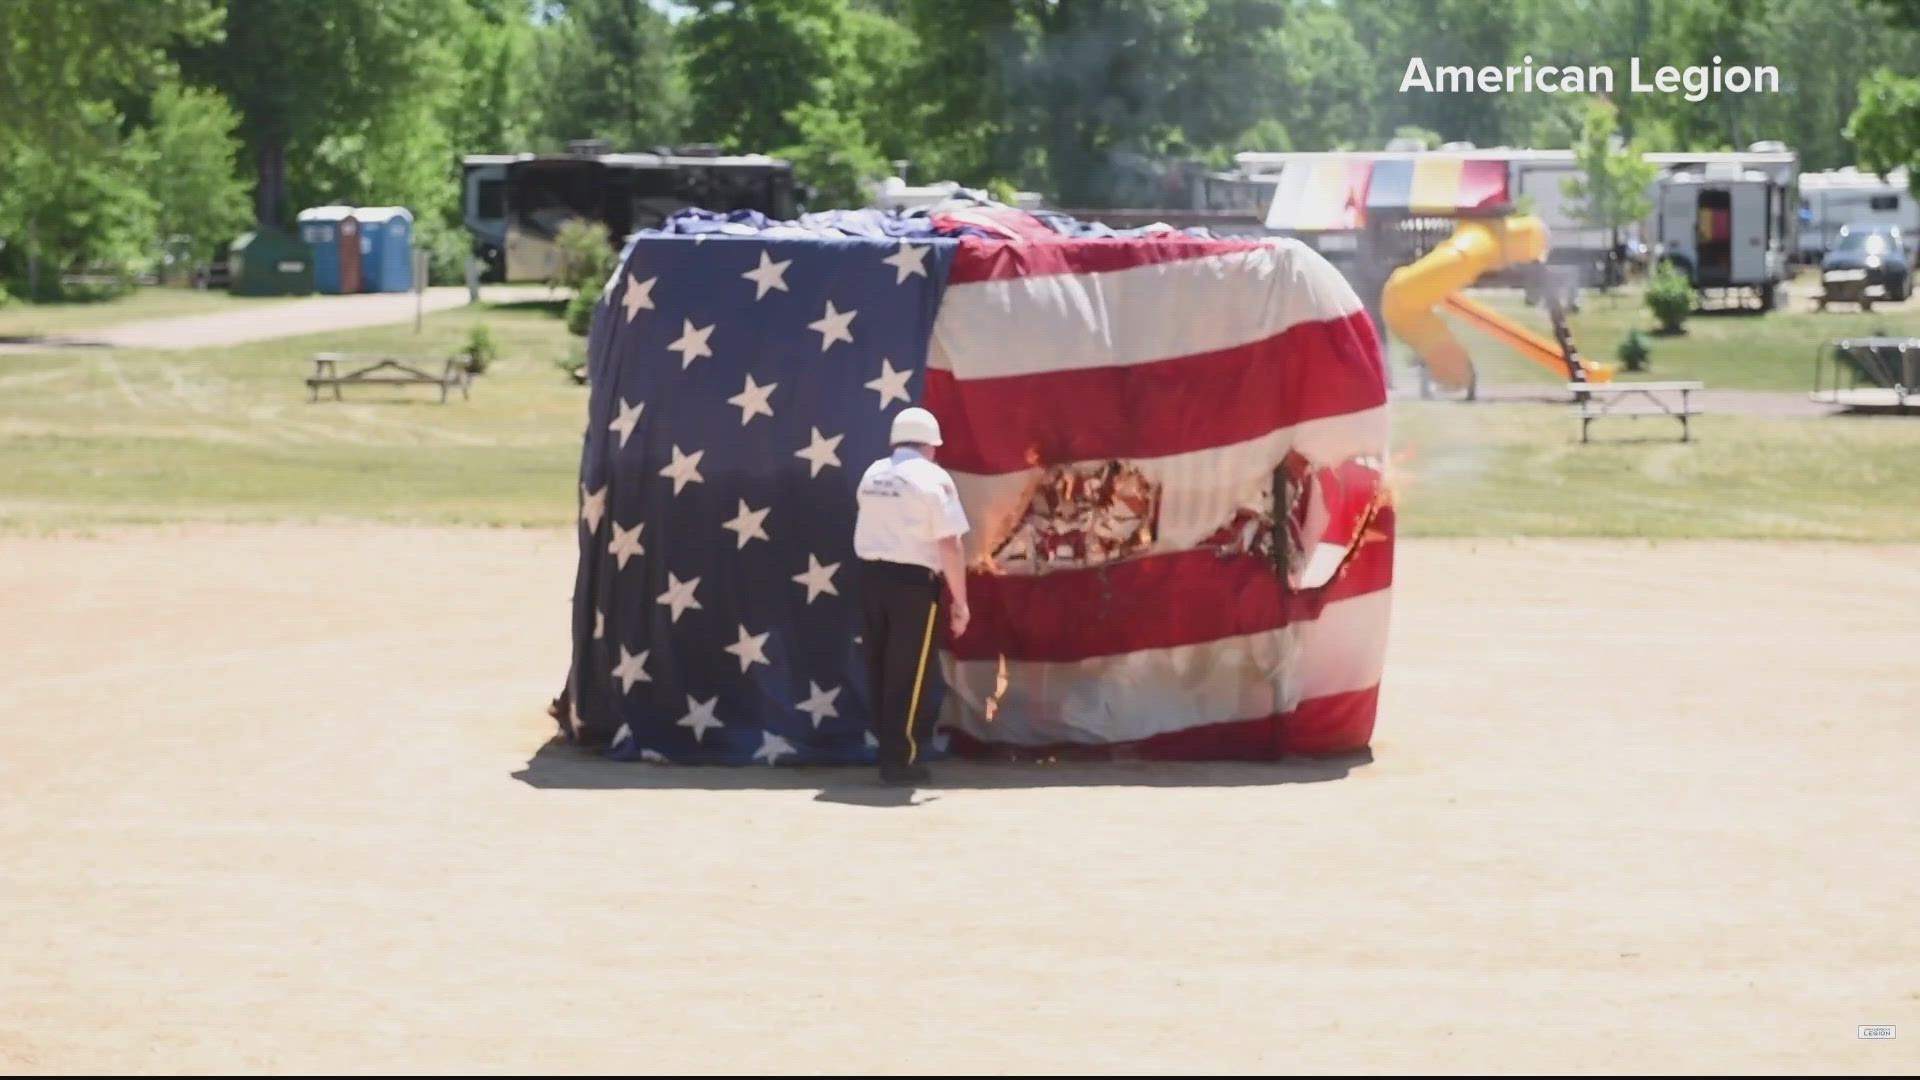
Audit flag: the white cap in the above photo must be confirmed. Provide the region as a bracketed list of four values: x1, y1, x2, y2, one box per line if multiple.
[889, 406, 943, 447]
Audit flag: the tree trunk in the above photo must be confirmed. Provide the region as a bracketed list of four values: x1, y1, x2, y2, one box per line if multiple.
[256, 142, 288, 230]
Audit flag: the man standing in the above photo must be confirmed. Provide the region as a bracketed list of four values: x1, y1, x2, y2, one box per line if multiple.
[853, 407, 971, 784]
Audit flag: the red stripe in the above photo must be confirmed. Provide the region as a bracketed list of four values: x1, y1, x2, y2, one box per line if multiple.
[947, 235, 1274, 284]
[926, 309, 1385, 475]
[950, 510, 1394, 662]
[944, 684, 1381, 762]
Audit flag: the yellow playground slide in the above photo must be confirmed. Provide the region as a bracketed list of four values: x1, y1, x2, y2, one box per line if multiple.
[1381, 214, 1614, 391]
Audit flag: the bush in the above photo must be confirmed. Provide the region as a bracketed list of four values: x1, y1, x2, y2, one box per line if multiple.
[415, 216, 474, 287]
[565, 284, 599, 337]
[1645, 261, 1693, 333]
[1616, 327, 1651, 372]
[554, 219, 615, 292]
[463, 323, 498, 375]
[984, 177, 1022, 206]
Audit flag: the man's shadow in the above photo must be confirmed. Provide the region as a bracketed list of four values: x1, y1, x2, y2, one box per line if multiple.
[511, 736, 1373, 808]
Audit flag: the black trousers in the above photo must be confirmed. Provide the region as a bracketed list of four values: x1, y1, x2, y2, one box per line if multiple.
[858, 558, 947, 769]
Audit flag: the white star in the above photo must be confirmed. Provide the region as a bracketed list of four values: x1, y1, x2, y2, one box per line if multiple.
[656, 572, 702, 623]
[594, 608, 605, 639]
[807, 301, 858, 352]
[864, 731, 879, 749]
[658, 444, 705, 495]
[667, 319, 715, 368]
[725, 625, 771, 673]
[883, 243, 931, 284]
[607, 520, 645, 569]
[580, 483, 607, 533]
[622, 274, 656, 323]
[726, 373, 777, 425]
[611, 722, 634, 751]
[754, 730, 796, 765]
[741, 250, 792, 300]
[792, 553, 840, 603]
[722, 500, 771, 549]
[864, 359, 914, 410]
[678, 694, 723, 742]
[796, 681, 841, 728]
[794, 427, 843, 477]
[639, 748, 670, 764]
[608, 398, 643, 448]
[612, 645, 651, 693]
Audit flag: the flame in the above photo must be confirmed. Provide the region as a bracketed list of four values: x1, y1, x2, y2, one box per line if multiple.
[983, 654, 1009, 722]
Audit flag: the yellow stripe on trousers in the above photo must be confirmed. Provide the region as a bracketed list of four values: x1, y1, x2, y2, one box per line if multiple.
[904, 599, 939, 765]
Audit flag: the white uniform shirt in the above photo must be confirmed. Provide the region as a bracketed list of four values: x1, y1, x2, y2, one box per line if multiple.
[853, 448, 970, 570]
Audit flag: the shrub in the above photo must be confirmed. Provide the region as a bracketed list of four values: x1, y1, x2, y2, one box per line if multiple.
[463, 323, 497, 375]
[1645, 260, 1693, 333]
[554, 219, 615, 293]
[1616, 327, 1651, 372]
[565, 284, 599, 338]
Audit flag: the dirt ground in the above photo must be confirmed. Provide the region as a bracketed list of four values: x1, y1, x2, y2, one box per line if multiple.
[2, 527, 1916, 1075]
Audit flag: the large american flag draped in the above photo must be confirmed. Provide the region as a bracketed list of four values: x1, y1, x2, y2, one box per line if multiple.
[565, 210, 1393, 765]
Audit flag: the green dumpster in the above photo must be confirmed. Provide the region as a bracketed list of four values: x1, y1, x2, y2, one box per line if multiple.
[228, 229, 315, 296]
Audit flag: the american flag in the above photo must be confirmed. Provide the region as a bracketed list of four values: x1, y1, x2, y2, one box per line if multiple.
[565, 212, 1392, 764]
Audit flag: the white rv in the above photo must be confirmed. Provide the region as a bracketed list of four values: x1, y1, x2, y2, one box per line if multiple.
[1653, 163, 1792, 309]
[1797, 168, 1918, 261]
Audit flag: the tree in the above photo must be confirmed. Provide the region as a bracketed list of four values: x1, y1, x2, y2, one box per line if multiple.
[1562, 97, 1656, 265]
[1848, 0, 1920, 188]
[0, 0, 220, 154]
[0, 107, 159, 289]
[681, 0, 850, 151]
[128, 82, 253, 265]
[176, 0, 461, 228]
[778, 102, 888, 208]
[535, 0, 686, 150]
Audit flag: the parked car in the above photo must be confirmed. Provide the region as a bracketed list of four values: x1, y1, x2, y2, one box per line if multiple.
[1818, 223, 1911, 310]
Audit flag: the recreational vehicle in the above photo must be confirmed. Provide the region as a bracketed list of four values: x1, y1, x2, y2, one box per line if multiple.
[462, 146, 796, 282]
[1652, 163, 1793, 309]
[1797, 168, 1918, 262]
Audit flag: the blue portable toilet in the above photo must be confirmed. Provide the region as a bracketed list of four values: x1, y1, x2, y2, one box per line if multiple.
[356, 206, 415, 292]
[295, 206, 363, 294]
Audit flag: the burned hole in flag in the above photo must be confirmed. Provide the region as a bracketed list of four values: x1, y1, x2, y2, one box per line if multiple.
[1199, 449, 1386, 592]
[985, 459, 1161, 575]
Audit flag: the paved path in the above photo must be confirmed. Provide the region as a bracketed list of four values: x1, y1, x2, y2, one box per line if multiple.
[2, 286, 558, 353]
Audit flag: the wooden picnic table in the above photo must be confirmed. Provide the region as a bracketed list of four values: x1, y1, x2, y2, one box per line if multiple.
[306, 353, 471, 403]
[1568, 380, 1704, 443]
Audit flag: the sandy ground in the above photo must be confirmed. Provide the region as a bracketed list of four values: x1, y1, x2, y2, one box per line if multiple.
[2, 527, 1916, 1075]
[0, 286, 557, 353]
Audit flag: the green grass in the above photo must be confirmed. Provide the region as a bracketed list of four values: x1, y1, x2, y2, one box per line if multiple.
[0, 286, 283, 339]
[1391, 401, 1920, 539]
[1439, 271, 1920, 391]
[3, 294, 1919, 540]
[0, 300, 587, 532]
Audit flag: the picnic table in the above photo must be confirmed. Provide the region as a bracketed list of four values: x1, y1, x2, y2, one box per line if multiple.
[307, 352, 471, 403]
[1568, 380, 1703, 443]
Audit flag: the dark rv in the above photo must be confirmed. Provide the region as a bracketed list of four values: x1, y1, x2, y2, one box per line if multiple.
[462, 146, 797, 282]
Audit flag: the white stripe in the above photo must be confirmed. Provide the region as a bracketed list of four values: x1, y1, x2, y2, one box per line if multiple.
[936, 589, 1391, 746]
[928, 239, 1363, 380]
[952, 405, 1390, 564]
